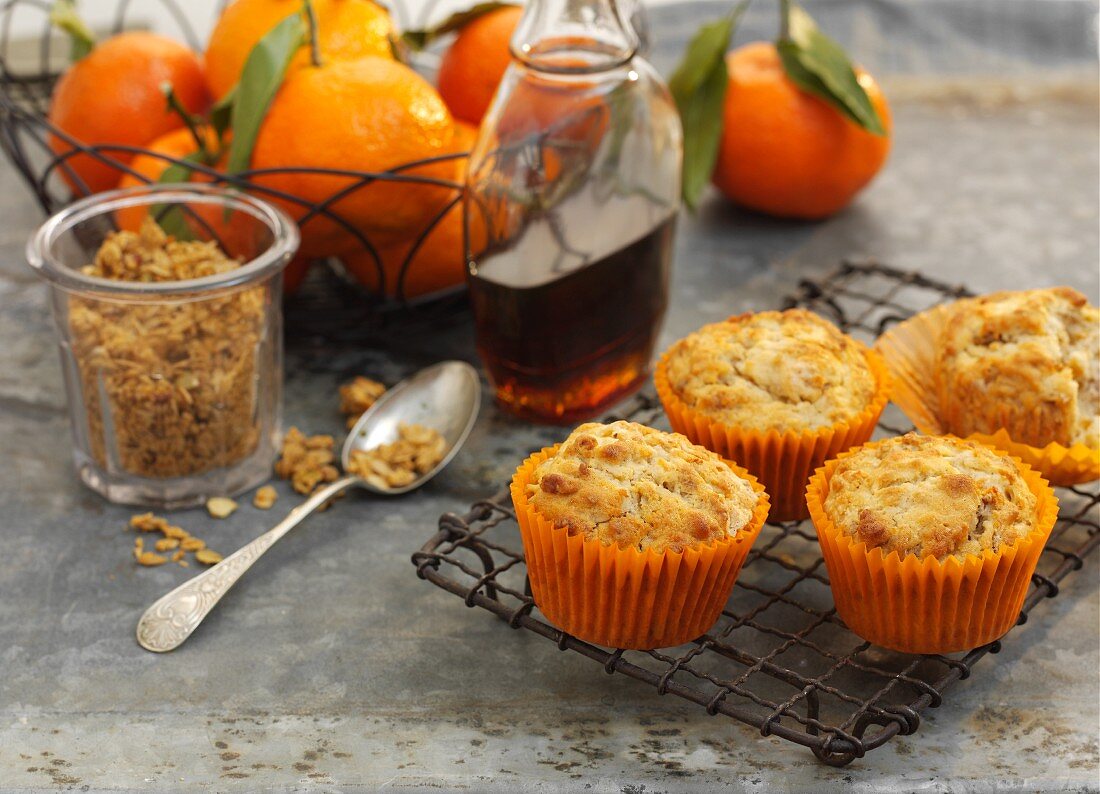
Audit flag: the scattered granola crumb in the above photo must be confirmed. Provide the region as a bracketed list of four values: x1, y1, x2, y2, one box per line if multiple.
[339, 376, 386, 428]
[276, 428, 340, 495]
[130, 513, 167, 533]
[128, 513, 214, 569]
[195, 549, 223, 565]
[206, 497, 238, 519]
[346, 423, 447, 490]
[135, 551, 167, 566]
[253, 485, 278, 510]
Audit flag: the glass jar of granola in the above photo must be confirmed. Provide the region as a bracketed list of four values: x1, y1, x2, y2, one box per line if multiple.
[26, 185, 299, 507]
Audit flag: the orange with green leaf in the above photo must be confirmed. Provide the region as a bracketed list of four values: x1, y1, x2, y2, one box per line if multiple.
[671, 0, 891, 217]
[250, 55, 458, 257]
[116, 126, 229, 191]
[203, 0, 395, 101]
[46, 2, 211, 195]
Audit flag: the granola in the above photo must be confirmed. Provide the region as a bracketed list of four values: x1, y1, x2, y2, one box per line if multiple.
[275, 427, 341, 495]
[70, 218, 264, 478]
[195, 549, 224, 565]
[339, 376, 386, 428]
[252, 485, 277, 509]
[127, 512, 221, 569]
[346, 423, 447, 490]
[205, 497, 238, 519]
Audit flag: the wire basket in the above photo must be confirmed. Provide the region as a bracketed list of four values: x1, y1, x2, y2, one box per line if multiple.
[0, 0, 478, 317]
[413, 261, 1100, 767]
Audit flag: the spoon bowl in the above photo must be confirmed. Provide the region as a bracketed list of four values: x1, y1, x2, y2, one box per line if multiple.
[344, 360, 481, 495]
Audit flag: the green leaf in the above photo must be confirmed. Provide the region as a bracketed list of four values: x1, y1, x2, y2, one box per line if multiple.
[778, 2, 885, 135]
[209, 87, 235, 141]
[153, 151, 206, 240]
[158, 150, 205, 186]
[225, 11, 307, 175]
[669, 4, 747, 211]
[402, 2, 518, 50]
[49, 0, 96, 62]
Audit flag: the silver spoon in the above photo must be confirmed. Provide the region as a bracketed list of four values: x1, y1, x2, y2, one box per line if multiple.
[135, 360, 481, 653]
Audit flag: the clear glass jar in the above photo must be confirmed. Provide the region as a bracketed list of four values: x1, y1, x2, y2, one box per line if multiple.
[26, 185, 299, 507]
[465, 0, 682, 423]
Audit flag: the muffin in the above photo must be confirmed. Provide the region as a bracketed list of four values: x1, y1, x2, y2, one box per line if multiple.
[528, 421, 758, 552]
[656, 309, 891, 519]
[511, 420, 770, 649]
[824, 434, 1037, 560]
[807, 433, 1058, 654]
[938, 287, 1099, 450]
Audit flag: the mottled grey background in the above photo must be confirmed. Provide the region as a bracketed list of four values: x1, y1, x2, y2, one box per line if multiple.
[0, 0, 1097, 791]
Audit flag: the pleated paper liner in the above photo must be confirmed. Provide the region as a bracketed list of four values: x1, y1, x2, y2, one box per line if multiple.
[805, 441, 1060, 655]
[874, 305, 1100, 486]
[654, 344, 892, 521]
[511, 445, 771, 650]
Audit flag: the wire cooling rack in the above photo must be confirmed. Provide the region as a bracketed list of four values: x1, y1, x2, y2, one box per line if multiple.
[412, 261, 1100, 766]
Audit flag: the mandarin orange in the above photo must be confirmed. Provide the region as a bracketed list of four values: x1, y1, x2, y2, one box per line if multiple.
[114, 126, 228, 231]
[203, 0, 394, 100]
[436, 5, 522, 124]
[47, 31, 210, 195]
[116, 126, 226, 189]
[342, 122, 487, 299]
[712, 42, 891, 219]
[251, 56, 456, 258]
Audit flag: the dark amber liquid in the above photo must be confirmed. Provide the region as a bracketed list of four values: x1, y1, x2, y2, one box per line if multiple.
[468, 216, 676, 423]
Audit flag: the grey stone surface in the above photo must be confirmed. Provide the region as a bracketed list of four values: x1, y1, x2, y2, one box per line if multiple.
[1, 2, 1099, 791]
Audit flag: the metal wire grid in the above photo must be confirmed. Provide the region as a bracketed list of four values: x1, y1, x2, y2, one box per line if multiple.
[0, 0, 653, 329]
[0, 0, 479, 311]
[412, 261, 1100, 767]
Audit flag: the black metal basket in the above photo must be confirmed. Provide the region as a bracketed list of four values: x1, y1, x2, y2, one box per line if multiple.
[413, 261, 1100, 767]
[0, 0, 474, 317]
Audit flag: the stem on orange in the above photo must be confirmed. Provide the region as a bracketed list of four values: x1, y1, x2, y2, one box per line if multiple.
[49, 0, 96, 62]
[161, 83, 213, 163]
[303, 0, 323, 67]
[779, 0, 791, 40]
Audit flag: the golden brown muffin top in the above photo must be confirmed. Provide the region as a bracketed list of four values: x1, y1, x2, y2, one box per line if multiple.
[664, 309, 876, 432]
[938, 287, 1099, 449]
[823, 434, 1037, 561]
[527, 421, 758, 553]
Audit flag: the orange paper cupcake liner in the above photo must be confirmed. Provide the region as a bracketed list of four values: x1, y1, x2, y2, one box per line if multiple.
[655, 343, 891, 521]
[875, 305, 1100, 486]
[511, 445, 770, 650]
[806, 442, 1059, 655]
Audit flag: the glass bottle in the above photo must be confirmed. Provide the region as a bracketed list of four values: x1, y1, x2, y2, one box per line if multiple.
[465, 0, 682, 423]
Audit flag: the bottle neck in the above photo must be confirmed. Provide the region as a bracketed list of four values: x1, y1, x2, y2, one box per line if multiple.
[509, 0, 638, 75]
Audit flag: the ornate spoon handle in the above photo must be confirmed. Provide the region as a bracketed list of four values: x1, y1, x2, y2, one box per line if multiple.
[136, 475, 360, 653]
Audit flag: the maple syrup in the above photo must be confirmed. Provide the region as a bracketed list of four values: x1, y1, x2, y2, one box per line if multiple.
[468, 215, 675, 422]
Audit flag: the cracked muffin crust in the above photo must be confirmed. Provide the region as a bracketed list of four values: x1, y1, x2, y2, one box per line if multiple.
[823, 433, 1038, 561]
[527, 420, 758, 553]
[663, 309, 876, 432]
[937, 287, 1099, 450]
